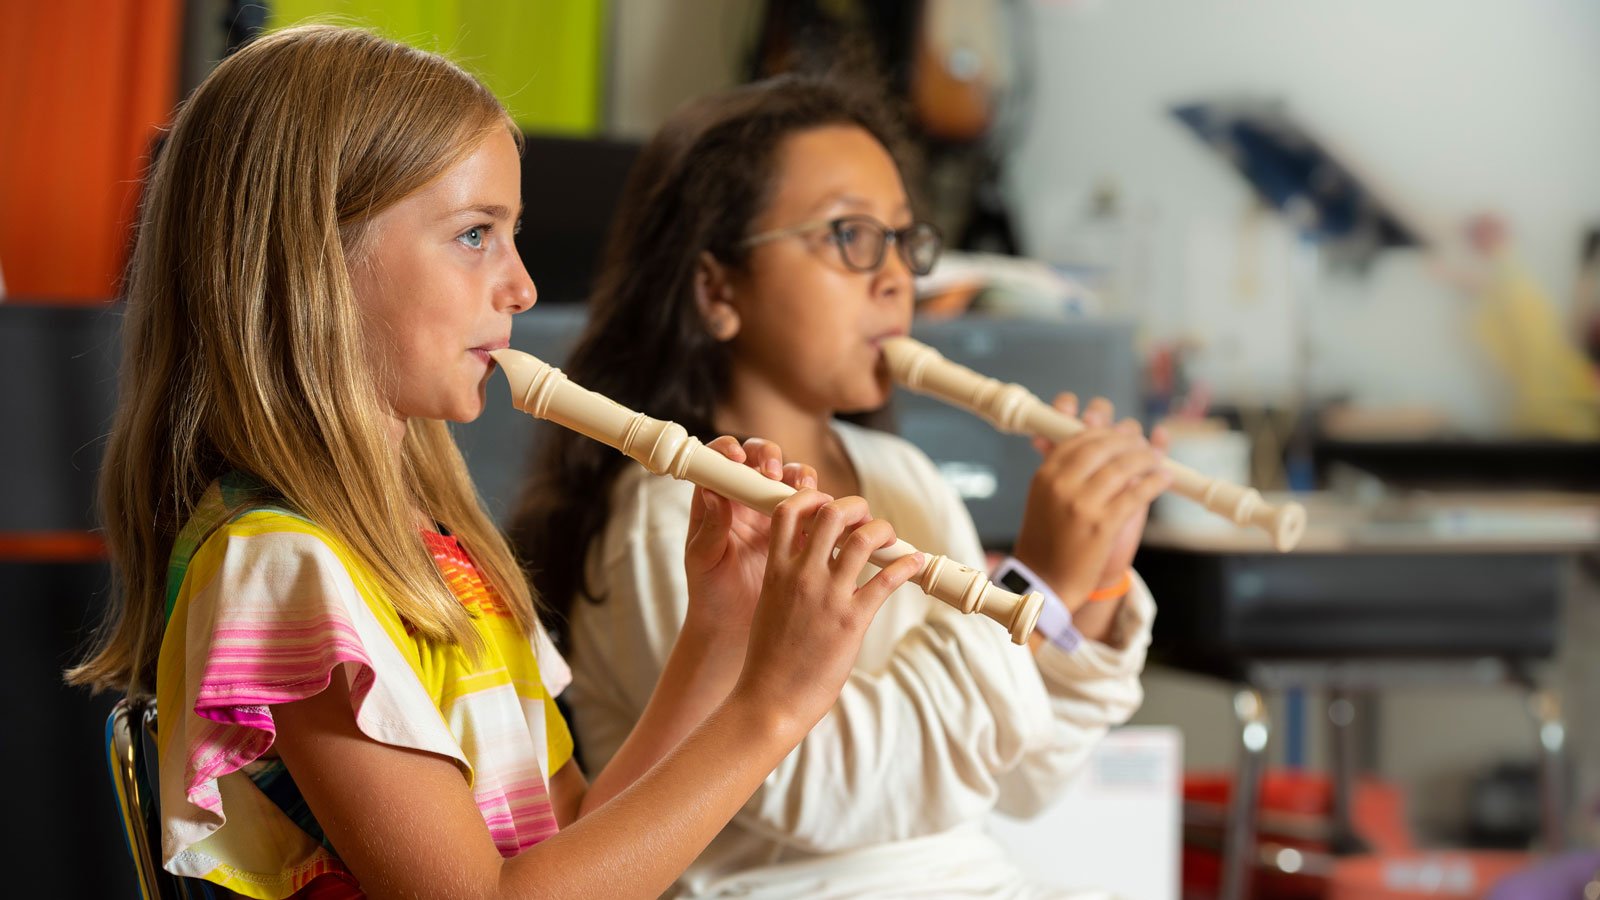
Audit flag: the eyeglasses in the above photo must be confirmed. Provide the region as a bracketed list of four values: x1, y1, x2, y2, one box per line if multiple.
[741, 215, 943, 276]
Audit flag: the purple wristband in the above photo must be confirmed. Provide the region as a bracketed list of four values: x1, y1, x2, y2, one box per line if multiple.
[992, 556, 1082, 653]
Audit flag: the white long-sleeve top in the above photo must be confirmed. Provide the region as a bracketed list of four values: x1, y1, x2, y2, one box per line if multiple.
[565, 421, 1155, 899]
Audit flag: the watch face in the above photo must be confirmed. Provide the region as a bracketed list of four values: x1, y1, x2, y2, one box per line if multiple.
[999, 568, 1031, 594]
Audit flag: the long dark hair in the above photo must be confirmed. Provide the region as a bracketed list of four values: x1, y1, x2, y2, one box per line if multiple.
[510, 75, 907, 645]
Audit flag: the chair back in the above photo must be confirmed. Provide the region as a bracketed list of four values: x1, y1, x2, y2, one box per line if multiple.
[105, 698, 224, 900]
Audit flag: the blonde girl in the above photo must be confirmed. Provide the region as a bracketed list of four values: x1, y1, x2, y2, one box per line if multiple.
[70, 26, 917, 899]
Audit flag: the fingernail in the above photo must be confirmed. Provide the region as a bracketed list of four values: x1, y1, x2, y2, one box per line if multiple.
[803, 475, 817, 489]
[765, 460, 781, 478]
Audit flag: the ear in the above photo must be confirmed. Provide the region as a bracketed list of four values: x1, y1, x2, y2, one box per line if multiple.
[694, 251, 741, 342]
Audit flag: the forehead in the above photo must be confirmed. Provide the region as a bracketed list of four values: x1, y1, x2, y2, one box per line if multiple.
[761, 125, 907, 218]
[405, 128, 523, 210]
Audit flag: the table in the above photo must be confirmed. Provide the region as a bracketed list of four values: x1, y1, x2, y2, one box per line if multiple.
[1133, 493, 1596, 900]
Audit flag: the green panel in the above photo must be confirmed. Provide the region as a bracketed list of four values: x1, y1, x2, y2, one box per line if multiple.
[268, 0, 605, 134]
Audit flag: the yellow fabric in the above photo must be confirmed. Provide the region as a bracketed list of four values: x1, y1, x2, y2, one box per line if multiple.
[156, 508, 571, 897]
[1473, 254, 1600, 439]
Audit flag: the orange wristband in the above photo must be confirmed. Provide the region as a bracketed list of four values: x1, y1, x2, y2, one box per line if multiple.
[1086, 570, 1132, 603]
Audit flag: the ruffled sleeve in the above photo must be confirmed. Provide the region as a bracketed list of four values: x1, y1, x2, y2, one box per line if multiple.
[153, 510, 469, 899]
[534, 620, 574, 773]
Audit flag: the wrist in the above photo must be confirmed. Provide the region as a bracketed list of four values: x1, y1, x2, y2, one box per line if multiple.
[994, 555, 1083, 652]
[721, 682, 808, 748]
[670, 618, 746, 679]
[1009, 549, 1070, 601]
[680, 584, 755, 640]
[1087, 569, 1133, 603]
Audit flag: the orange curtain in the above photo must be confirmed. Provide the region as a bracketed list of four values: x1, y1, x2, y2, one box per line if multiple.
[0, 0, 181, 303]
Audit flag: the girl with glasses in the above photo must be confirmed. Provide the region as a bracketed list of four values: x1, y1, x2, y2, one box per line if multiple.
[514, 75, 1169, 899]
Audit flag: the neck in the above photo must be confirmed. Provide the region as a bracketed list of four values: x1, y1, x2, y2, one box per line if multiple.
[715, 373, 858, 497]
[385, 414, 409, 454]
[383, 414, 434, 532]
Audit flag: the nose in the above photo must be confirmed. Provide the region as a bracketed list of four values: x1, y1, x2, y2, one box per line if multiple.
[870, 240, 914, 311]
[499, 247, 538, 314]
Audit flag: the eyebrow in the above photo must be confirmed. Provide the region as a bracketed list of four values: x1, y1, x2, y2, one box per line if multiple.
[448, 203, 523, 222]
[805, 192, 911, 220]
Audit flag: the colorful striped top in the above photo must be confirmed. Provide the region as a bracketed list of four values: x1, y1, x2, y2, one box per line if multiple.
[153, 475, 573, 898]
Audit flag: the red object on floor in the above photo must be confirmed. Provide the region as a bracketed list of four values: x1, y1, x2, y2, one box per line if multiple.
[1328, 851, 1533, 900]
[1183, 771, 1338, 900]
[1186, 770, 1333, 816]
[1181, 770, 1533, 899]
[1182, 770, 1423, 900]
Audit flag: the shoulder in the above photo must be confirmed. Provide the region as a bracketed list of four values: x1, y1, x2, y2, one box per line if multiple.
[188, 509, 361, 584]
[176, 508, 388, 631]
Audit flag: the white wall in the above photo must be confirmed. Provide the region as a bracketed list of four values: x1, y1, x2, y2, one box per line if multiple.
[1006, 0, 1600, 430]
[606, 0, 757, 137]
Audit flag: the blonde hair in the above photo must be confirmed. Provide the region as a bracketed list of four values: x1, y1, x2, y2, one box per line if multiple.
[69, 25, 535, 696]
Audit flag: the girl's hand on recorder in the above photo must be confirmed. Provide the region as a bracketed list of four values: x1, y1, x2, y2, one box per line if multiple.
[727, 491, 921, 741]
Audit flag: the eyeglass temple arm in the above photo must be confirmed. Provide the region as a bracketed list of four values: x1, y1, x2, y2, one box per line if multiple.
[739, 218, 839, 249]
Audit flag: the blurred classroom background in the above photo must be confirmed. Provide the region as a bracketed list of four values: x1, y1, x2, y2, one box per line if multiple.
[4, 2, 1598, 898]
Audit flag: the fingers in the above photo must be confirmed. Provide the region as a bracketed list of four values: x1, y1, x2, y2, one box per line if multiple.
[1149, 423, 1172, 452]
[1032, 414, 1168, 521]
[707, 434, 790, 486]
[830, 513, 897, 581]
[685, 486, 734, 564]
[856, 550, 923, 614]
[1077, 442, 1166, 509]
[797, 495, 872, 570]
[781, 495, 904, 589]
[1038, 395, 1130, 455]
[698, 435, 753, 514]
[769, 489, 833, 559]
[1082, 396, 1115, 427]
[1035, 393, 1081, 456]
[740, 437, 784, 480]
[782, 461, 818, 491]
[705, 434, 746, 464]
[1040, 428, 1143, 487]
[1119, 465, 1174, 515]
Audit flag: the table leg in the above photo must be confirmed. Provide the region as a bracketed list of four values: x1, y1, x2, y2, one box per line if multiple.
[1222, 688, 1271, 900]
[1532, 688, 1569, 851]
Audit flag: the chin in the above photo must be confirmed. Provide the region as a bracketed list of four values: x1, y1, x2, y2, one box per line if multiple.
[453, 376, 493, 423]
[839, 383, 894, 416]
[437, 392, 488, 425]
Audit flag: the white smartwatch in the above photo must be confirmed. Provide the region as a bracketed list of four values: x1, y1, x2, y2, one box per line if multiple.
[991, 556, 1082, 653]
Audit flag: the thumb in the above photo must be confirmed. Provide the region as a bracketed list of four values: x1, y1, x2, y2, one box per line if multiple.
[686, 489, 733, 565]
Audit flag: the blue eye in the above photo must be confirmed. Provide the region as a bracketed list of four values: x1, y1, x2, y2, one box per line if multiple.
[458, 226, 488, 250]
[833, 223, 863, 246]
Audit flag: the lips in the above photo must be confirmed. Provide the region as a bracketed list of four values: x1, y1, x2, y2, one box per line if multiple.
[867, 328, 907, 349]
[469, 338, 511, 366]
